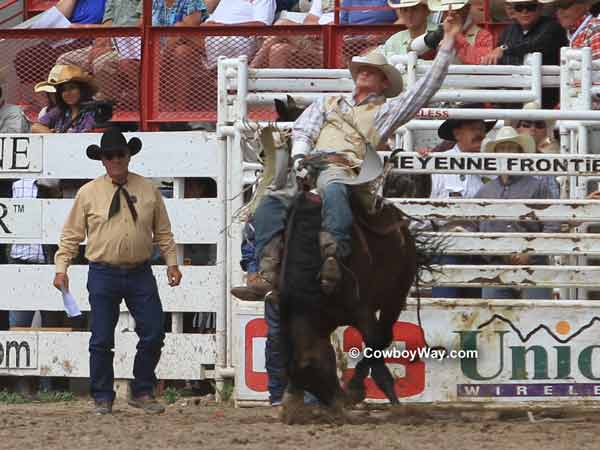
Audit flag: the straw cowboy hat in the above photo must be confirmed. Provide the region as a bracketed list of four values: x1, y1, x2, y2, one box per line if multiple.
[34, 64, 98, 94]
[349, 53, 404, 98]
[483, 126, 536, 153]
[428, 0, 470, 11]
[388, 0, 428, 8]
[86, 128, 142, 161]
[437, 103, 497, 141]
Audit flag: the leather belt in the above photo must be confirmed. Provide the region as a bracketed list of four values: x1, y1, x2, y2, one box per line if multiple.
[91, 260, 150, 271]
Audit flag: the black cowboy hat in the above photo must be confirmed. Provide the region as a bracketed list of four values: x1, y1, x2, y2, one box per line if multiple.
[437, 103, 497, 141]
[86, 127, 142, 160]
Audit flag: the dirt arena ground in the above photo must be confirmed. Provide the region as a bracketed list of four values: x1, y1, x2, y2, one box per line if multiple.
[1, 399, 600, 450]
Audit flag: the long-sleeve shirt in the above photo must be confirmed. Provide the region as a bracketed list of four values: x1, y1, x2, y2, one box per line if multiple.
[55, 172, 177, 273]
[292, 39, 455, 148]
[474, 175, 561, 233]
[498, 16, 566, 66]
[430, 145, 485, 199]
[454, 23, 494, 65]
[569, 14, 600, 60]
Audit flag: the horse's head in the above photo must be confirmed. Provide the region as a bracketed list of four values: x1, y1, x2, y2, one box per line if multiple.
[274, 95, 305, 122]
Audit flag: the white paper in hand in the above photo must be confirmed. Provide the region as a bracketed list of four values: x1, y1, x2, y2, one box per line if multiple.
[60, 286, 82, 318]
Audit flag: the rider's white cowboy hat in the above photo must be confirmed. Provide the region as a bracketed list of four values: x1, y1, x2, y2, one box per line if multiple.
[388, 0, 428, 8]
[483, 126, 536, 153]
[349, 53, 404, 98]
[428, 0, 470, 11]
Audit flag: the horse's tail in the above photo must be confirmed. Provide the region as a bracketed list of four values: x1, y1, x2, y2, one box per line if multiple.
[409, 224, 448, 351]
[278, 192, 324, 381]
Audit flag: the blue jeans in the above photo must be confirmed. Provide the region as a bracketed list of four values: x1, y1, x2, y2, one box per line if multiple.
[431, 255, 481, 299]
[264, 300, 285, 404]
[87, 262, 165, 402]
[482, 286, 553, 300]
[264, 301, 319, 406]
[254, 183, 353, 259]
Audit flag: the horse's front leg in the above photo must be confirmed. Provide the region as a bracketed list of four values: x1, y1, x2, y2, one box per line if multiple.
[280, 383, 306, 424]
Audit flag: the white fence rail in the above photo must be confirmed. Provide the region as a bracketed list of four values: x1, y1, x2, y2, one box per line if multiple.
[0, 131, 229, 383]
[5, 49, 600, 409]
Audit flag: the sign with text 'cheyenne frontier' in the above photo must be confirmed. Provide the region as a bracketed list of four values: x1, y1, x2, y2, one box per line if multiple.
[236, 300, 600, 404]
[393, 152, 600, 176]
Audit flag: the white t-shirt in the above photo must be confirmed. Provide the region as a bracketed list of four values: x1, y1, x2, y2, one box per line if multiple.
[208, 0, 276, 25]
[430, 145, 484, 199]
[309, 0, 334, 24]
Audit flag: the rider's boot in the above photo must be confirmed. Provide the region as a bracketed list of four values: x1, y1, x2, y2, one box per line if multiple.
[319, 231, 345, 295]
[231, 235, 282, 303]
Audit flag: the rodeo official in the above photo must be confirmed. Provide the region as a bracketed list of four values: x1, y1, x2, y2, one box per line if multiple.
[53, 128, 182, 415]
[232, 14, 463, 303]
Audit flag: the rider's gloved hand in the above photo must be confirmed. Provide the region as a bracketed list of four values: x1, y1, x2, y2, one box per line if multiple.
[291, 141, 311, 178]
[292, 154, 305, 172]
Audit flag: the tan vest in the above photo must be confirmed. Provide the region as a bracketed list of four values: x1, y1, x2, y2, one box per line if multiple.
[314, 96, 385, 164]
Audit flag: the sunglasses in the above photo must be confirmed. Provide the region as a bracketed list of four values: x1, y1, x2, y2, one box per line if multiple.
[513, 3, 539, 12]
[519, 121, 546, 129]
[103, 150, 128, 160]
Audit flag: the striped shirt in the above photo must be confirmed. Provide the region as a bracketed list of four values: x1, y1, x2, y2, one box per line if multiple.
[570, 14, 600, 60]
[293, 40, 455, 148]
[10, 179, 45, 263]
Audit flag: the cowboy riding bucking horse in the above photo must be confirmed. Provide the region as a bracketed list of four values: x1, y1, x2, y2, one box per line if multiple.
[232, 13, 462, 303]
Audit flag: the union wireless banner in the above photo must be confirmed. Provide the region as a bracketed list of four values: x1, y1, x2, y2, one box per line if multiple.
[235, 300, 600, 403]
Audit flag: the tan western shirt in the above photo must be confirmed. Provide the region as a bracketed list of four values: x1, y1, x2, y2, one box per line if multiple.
[55, 172, 177, 273]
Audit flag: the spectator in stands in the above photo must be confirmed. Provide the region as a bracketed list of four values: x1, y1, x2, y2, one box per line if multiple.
[376, 0, 437, 60]
[56, 0, 108, 24]
[56, 0, 142, 103]
[202, 0, 276, 69]
[540, 0, 600, 57]
[0, 69, 28, 332]
[514, 101, 561, 198]
[340, 0, 398, 24]
[0, 68, 29, 133]
[9, 178, 63, 395]
[31, 65, 97, 133]
[430, 105, 495, 299]
[338, 0, 400, 57]
[481, 0, 567, 109]
[9, 179, 63, 331]
[14, 0, 107, 110]
[421, 0, 494, 64]
[276, 0, 334, 24]
[146, 0, 209, 111]
[250, 0, 327, 68]
[475, 126, 558, 300]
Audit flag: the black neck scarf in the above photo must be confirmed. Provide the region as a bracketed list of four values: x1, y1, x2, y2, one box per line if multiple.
[108, 181, 138, 222]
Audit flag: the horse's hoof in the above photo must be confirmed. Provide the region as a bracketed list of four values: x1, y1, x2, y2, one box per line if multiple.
[345, 386, 366, 406]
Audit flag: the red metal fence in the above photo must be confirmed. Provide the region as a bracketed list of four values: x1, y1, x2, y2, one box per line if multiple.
[0, 24, 405, 129]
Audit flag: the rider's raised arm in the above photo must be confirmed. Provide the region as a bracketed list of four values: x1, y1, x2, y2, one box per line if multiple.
[291, 96, 328, 158]
[375, 39, 455, 142]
